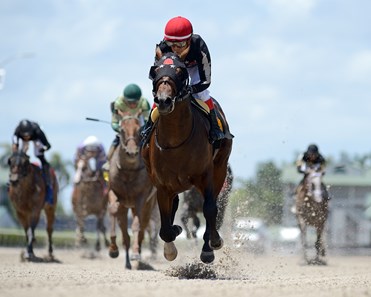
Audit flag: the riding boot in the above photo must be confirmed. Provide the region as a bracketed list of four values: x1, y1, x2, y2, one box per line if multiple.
[42, 162, 51, 187]
[140, 117, 154, 145]
[209, 109, 224, 143]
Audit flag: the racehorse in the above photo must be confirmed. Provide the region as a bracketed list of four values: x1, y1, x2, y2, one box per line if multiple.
[71, 156, 109, 251]
[295, 168, 329, 265]
[181, 163, 234, 239]
[142, 53, 233, 264]
[107, 113, 157, 269]
[8, 151, 58, 261]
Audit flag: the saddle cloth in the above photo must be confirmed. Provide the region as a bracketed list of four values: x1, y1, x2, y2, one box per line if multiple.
[150, 99, 224, 131]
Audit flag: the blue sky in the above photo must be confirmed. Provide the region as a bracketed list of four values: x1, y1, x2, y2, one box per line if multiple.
[1, 0, 371, 186]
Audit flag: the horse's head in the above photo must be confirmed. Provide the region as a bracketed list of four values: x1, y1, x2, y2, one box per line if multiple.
[149, 53, 189, 115]
[8, 151, 30, 184]
[119, 112, 141, 157]
[78, 156, 99, 181]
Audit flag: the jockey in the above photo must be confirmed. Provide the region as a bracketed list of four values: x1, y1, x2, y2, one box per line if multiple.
[296, 144, 326, 179]
[141, 16, 224, 144]
[103, 83, 151, 171]
[73, 135, 107, 184]
[292, 144, 327, 212]
[12, 119, 52, 187]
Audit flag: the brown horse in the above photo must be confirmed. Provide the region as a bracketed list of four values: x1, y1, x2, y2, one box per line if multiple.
[181, 163, 234, 239]
[71, 156, 109, 251]
[142, 53, 233, 264]
[107, 113, 157, 269]
[295, 168, 329, 265]
[8, 151, 58, 261]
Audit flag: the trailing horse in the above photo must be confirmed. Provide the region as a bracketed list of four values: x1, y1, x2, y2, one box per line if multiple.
[107, 113, 157, 269]
[295, 168, 329, 265]
[181, 163, 234, 239]
[71, 156, 109, 251]
[142, 53, 233, 264]
[8, 151, 58, 261]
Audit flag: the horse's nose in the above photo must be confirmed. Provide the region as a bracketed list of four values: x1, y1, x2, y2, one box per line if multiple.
[125, 146, 139, 157]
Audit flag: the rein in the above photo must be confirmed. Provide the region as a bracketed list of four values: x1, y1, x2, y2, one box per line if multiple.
[154, 115, 195, 151]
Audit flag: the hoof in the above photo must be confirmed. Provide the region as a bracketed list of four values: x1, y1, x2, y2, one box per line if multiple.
[109, 247, 119, 258]
[200, 251, 215, 264]
[164, 242, 177, 261]
[209, 238, 224, 251]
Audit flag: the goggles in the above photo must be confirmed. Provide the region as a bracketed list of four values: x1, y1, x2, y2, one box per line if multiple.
[165, 40, 188, 48]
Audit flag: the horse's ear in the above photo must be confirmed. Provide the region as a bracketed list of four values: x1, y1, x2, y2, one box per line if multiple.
[176, 67, 188, 83]
[149, 66, 158, 81]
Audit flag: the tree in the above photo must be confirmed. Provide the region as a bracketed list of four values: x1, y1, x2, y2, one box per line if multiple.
[229, 161, 284, 225]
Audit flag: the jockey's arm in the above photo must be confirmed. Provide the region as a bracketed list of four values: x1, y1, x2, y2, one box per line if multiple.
[111, 110, 121, 133]
[12, 135, 19, 152]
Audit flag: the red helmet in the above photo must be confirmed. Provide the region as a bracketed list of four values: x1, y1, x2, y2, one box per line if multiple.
[164, 16, 193, 42]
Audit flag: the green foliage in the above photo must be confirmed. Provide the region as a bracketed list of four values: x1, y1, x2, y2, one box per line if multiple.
[229, 161, 284, 225]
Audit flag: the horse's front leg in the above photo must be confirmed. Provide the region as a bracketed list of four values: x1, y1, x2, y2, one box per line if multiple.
[297, 218, 308, 263]
[107, 191, 119, 258]
[157, 190, 182, 261]
[315, 226, 327, 265]
[25, 226, 35, 259]
[44, 204, 55, 258]
[130, 213, 141, 261]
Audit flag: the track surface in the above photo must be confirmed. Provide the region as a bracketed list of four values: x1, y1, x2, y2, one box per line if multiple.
[0, 246, 370, 297]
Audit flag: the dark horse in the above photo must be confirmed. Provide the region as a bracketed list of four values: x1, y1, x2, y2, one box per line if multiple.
[181, 163, 234, 239]
[108, 113, 157, 269]
[8, 151, 58, 261]
[142, 53, 233, 264]
[295, 168, 329, 265]
[71, 156, 109, 251]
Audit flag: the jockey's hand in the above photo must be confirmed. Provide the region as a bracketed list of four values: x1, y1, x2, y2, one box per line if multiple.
[186, 85, 194, 95]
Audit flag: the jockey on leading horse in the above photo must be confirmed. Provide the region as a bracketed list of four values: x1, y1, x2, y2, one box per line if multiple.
[292, 144, 327, 213]
[103, 83, 151, 171]
[141, 16, 224, 144]
[12, 119, 52, 188]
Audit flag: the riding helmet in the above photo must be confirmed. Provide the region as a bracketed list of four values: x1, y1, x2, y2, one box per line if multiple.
[83, 135, 100, 151]
[164, 16, 193, 41]
[123, 84, 142, 102]
[307, 144, 319, 154]
[18, 119, 33, 137]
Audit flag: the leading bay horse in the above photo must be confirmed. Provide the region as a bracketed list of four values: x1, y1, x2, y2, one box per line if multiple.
[295, 168, 329, 265]
[8, 151, 58, 261]
[142, 53, 233, 264]
[107, 113, 157, 269]
[71, 155, 109, 251]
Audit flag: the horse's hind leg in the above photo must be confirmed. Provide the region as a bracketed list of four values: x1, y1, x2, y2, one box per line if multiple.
[180, 210, 192, 239]
[203, 187, 223, 251]
[191, 213, 200, 239]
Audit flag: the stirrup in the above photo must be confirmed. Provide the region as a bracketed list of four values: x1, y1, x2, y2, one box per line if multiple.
[140, 125, 153, 145]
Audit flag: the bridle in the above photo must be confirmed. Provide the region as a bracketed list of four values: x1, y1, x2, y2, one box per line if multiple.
[8, 152, 30, 183]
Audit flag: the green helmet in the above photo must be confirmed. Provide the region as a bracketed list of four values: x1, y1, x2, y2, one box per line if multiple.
[123, 84, 142, 102]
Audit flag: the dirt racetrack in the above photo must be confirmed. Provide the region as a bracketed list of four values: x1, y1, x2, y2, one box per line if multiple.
[0, 244, 370, 297]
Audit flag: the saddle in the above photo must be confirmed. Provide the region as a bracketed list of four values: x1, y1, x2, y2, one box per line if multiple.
[150, 97, 234, 141]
